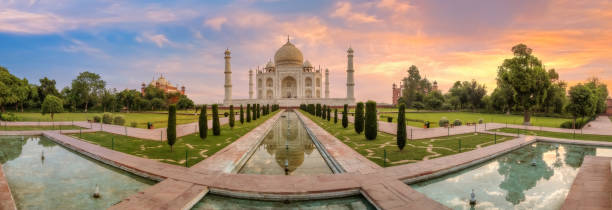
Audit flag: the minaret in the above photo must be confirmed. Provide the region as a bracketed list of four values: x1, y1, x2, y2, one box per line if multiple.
[224, 49, 232, 103]
[249, 69, 253, 99]
[325, 68, 330, 98]
[346, 47, 355, 99]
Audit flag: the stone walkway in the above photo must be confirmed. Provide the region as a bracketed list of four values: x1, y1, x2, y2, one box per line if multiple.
[4, 112, 612, 209]
[583, 115, 612, 135]
[562, 156, 612, 210]
[0, 163, 16, 210]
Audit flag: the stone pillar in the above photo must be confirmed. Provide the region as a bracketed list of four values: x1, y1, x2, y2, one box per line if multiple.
[346, 47, 355, 99]
[249, 69, 253, 99]
[224, 49, 232, 103]
[325, 68, 329, 98]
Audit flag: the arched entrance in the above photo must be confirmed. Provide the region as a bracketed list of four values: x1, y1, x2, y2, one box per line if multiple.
[281, 76, 297, 98]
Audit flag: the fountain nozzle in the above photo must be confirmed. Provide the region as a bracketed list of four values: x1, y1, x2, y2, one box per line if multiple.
[93, 184, 101, 198]
[469, 189, 476, 205]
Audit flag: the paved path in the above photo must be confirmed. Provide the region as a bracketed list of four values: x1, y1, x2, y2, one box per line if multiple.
[5, 112, 612, 209]
[0, 163, 16, 210]
[583, 115, 612, 135]
[562, 156, 612, 210]
[1, 118, 229, 141]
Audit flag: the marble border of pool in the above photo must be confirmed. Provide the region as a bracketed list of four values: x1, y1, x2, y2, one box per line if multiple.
[0, 163, 17, 210]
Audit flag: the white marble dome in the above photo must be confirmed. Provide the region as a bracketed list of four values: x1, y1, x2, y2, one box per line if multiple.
[274, 40, 303, 66]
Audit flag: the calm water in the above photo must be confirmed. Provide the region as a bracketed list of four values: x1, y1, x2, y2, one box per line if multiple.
[238, 111, 333, 175]
[0, 136, 155, 210]
[192, 194, 376, 210]
[411, 142, 612, 209]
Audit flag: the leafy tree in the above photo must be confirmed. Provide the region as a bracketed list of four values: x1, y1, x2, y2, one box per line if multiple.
[364, 101, 377, 140]
[177, 95, 195, 110]
[41, 95, 64, 121]
[397, 104, 406, 150]
[342, 104, 348, 128]
[413, 101, 425, 111]
[354, 102, 364, 134]
[100, 89, 117, 112]
[246, 104, 251, 122]
[212, 104, 220, 135]
[229, 105, 235, 129]
[117, 89, 140, 112]
[239, 105, 244, 124]
[0, 67, 21, 112]
[585, 78, 609, 114]
[497, 44, 551, 125]
[167, 104, 177, 151]
[334, 108, 338, 124]
[199, 105, 208, 139]
[566, 84, 596, 129]
[402, 65, 421, 107]
[490, 84, 516, 114]
[13, 78, 30, 112]
[424, 90, 444, 110]
[71, 71, 106, 112]
[151, 98, 165, 110]
[38, 77, 60, 102]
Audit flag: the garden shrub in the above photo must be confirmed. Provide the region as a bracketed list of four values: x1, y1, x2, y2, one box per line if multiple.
[167, 105, 176, 151]
[130, 122, 138, 128]
[93, 115, 101, 123]
[0, 113, 19, 121]
[364, 101, 377, 140]
[453, 119, 462, 126]
[478, 118, 484, 124]
[439, 117, 449, 127]
[212, 104, 220, 135]
[113, 116, 125, 125]
[354, 102, 364, 134]
[224, 112, 229, 117]
[387, 117, 393, 122]
[102, 113, 113, 124]
[199, 105, 207, 139]
[397, 104, 406, 150]
[560, 118, 591, 129]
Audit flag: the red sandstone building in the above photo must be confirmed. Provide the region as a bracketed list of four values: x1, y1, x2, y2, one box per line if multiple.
[392, 81, 438, 106]
[141, 75, 186, 103]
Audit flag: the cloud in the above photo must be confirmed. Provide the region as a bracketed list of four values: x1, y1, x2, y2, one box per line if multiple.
[0, 9, 73, 34]
[204, 17, 227, 31]
[62, 39, 108, 58]
[136, 33, 171, 47]
[331, 2, 379, 23]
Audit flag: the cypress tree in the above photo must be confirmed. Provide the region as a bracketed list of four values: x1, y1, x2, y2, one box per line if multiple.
[246, 104, 251, 122]
[322, 105, 327, 119]
[167, 104, 177, 151]
[267, 104, 270, 114]
[308, 104, 315, 115]
[327, 107, 331, 121]
[239, 105, 244, 124]
[199, 104, 207, 139]
[364, 101, 377, 140]
[316, 104, 321, 117]
[212, 104, 220, 135]
[252, 104, 257, 120]
[334, 108, 338, 124]
[355, 102, 364, 134]
[342, 104, 348, 128]
[256, 104, 261, 119]
[229, 105, 235, 129]
[397, 104, 406, 150]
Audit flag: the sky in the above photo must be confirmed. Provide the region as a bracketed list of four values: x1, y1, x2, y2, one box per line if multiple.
[1, 0, 611, 104]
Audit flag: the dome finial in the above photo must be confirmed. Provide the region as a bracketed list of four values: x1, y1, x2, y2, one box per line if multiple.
[287, 35, 290, 43]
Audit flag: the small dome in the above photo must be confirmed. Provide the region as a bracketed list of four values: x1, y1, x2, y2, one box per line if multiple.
[265, 60, 274, 68]
[303, 60, 312, 68]
[224, 48, 231, 55]
[274, 40, 303, 66]
[347, 47, 354, 53]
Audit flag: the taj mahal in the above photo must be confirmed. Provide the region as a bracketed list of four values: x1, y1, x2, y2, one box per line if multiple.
[222, 37, 356, 107]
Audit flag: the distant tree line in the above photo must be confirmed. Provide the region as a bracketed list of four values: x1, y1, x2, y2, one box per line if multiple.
[0, 67, 196, 115]
[397, 44, 609, 127]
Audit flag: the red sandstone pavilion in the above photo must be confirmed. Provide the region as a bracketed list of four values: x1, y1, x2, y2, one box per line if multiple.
[141, 75, 186, 96]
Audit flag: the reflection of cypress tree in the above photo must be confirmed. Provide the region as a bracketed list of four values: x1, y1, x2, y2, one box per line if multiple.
[0, 139, 26, 163]
[563, 144, 595, 168]
[497, 144, 554, 205]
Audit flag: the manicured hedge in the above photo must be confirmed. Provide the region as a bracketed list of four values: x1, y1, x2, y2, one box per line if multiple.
[397, 104, 406, 150]
[167, 104, 177, 151]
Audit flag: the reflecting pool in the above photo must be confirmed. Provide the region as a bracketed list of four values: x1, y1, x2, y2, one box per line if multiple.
[411, 142, 607, 209]
[0, 136, 154, 209]
[238, 111, 333, 175]
[192, 194, 376, 210]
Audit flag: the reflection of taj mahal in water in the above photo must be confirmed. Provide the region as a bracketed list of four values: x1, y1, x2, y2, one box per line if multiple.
[223, 37, 356, 106]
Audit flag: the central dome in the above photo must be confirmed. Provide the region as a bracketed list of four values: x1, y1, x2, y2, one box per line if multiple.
[274, 40, 303, 66]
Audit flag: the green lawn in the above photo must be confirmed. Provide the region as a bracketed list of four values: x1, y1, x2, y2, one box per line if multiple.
[10, 112, 201, 129]
[300, 110, 514, 167]
[379, 112, 571, 128]
[490, 128, 612, 142]
[69, 111, 279, 166]
[0, 125, 84, 131]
